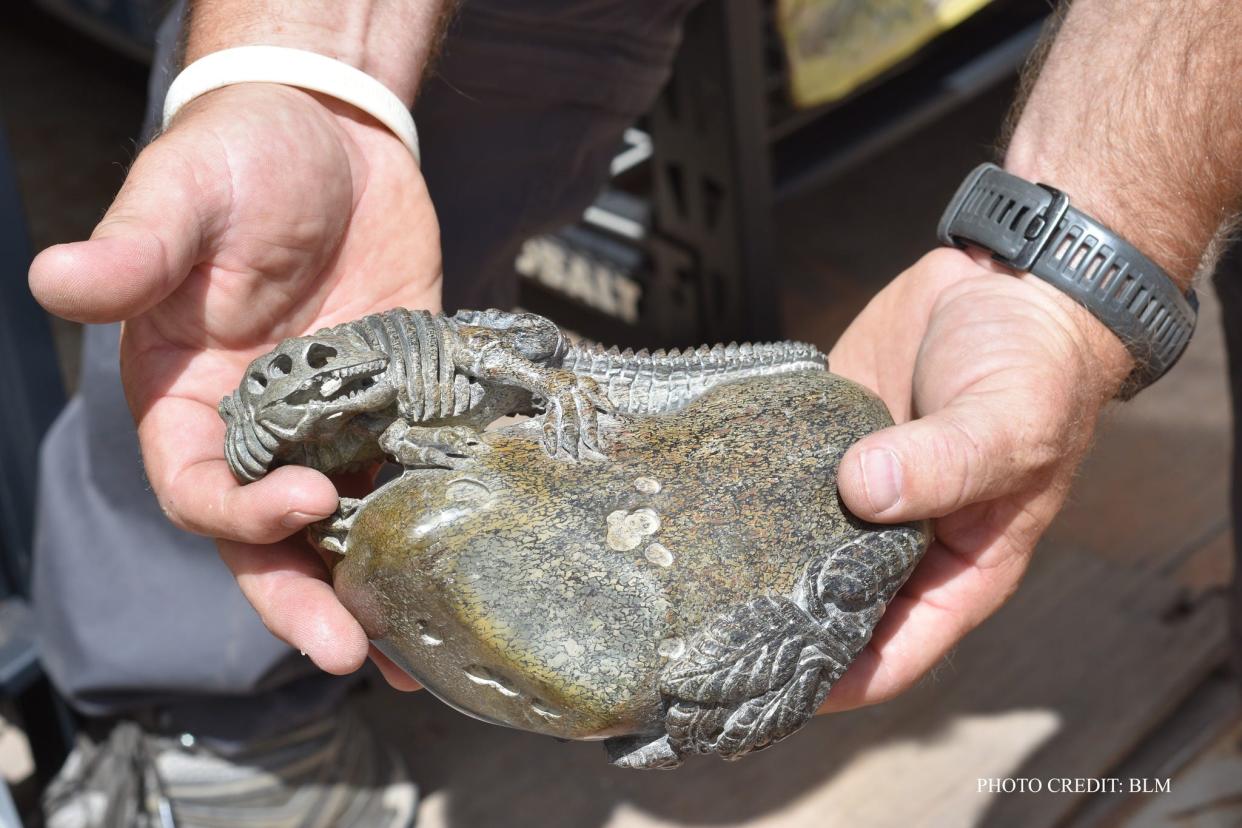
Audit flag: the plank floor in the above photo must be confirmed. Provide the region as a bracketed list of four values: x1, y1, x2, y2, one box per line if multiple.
[1121, 710, 1242, 827]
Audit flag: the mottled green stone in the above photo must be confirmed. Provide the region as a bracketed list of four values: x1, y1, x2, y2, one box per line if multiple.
[332, 371, 906, 740]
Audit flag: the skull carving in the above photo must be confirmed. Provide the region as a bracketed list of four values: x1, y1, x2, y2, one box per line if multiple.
[219, 332, 397, 481]
[242, 333, 395, 440]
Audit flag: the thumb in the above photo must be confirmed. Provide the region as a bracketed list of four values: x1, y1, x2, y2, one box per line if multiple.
[838, 394, 1058, 522]
[29, 135, 228, 323]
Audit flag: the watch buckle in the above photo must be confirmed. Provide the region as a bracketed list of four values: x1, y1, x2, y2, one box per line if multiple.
[997, 184, 1070, 271]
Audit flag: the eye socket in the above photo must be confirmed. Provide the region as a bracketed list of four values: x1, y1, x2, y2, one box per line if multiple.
[268, 353, 293, 377]
[247, 372, 268, 394]
[306, 343, 337, 369]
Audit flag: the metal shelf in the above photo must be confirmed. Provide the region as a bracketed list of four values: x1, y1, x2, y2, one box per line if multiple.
[518, 0, 1051, 346]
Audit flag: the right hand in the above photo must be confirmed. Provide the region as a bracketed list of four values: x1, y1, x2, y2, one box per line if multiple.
[821, 248, 1131, 711]
[29, 83, 435, 689]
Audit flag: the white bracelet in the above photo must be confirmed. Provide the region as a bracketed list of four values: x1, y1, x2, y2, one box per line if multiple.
[163, 45, 420, 164]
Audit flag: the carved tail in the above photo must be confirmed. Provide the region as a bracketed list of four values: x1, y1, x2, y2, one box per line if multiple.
[560, 341, 827, 415]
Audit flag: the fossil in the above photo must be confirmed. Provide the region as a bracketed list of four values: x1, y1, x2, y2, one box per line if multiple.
[222, 308, 929, 768]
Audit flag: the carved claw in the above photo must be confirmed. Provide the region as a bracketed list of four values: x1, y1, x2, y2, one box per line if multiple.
[536, 373, 611, 459]
[380, 422, 485, 469]
[307, 497, 363, 556]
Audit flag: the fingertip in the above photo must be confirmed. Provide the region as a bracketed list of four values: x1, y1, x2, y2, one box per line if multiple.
[815, 647, 879, 714]
[29, 234, 176, 323]
[181, 461, 335, 543]
[219, 538, 369, 675]
[838, 439, 905, 522]
[837, 443, 869, 517]
[816, 596, 922, 714]
[29, 242, 110, 322]
[299, 588, 369, 675]
[369, 646, 423, 692]
[28, 244, 67, 312]
[253, 465, 339, 527]
[307, 637, 369, 676]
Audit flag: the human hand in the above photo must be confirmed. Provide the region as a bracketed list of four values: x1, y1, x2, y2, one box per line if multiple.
[821, 247, 1133, 711]
[29, 83, 431, 689]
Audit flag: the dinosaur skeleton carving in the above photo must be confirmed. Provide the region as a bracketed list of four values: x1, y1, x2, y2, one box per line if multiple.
[220, 308, 926, 768]
[220, 308, 826, 482]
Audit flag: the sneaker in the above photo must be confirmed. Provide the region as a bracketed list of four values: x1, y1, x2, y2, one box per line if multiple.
[42, 709, 417, 828]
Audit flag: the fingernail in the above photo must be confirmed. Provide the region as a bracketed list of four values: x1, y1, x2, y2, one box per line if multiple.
[860, 449, 902, 514]
[282, 510, 327, 529]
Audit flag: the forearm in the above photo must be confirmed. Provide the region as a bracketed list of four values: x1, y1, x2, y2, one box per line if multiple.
[186, 0, 457, 105]
[1004, 0, 1242, 289]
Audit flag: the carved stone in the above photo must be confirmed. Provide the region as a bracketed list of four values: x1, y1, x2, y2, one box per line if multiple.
[221, 309, 930, 768]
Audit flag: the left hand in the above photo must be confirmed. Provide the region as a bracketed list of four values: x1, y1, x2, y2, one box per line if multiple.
[821, 247, 1133, 711]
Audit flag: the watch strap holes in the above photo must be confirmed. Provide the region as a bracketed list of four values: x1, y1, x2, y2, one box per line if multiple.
[1129, 286, 1152, 315]
[1066, 241, 1091, 273]
[996, 197, 1017, 226]
[1139, 296, 1162, 324]
[1080, 250, 1111, 284]
[1154, 314, 1177, 346]
[1097, 263, 1123, 294]
[1051, 228, 1079, 263]
[984, 190, 1005, 219]
[1113, 271, 1140, 304]
[1009, 205, 1031, 232]
[1147, 304, 1169, 331]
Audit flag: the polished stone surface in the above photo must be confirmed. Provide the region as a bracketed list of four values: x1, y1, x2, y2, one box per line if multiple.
[331, 371, 928, 764]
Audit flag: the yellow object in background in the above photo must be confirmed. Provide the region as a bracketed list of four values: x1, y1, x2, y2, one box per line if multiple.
[777, 0, 994, 108]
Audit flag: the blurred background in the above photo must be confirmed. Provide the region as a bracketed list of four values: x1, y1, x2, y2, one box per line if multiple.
[0, 0, 1237, 825]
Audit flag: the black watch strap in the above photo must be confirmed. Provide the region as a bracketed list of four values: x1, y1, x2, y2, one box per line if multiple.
[938, 163, 1198, 398]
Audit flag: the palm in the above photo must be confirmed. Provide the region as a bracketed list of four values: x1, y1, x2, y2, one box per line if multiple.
[30, 84, 440, 684]
[822, 249, 1124, 710]
[124, 84, 440, 418]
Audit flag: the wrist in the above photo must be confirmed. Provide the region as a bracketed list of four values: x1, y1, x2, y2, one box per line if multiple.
[963, 247, 1134, 399]
[1003, 137, 1205, 290]
[165, 48, 421, 161]
[185, 2, 450, 106]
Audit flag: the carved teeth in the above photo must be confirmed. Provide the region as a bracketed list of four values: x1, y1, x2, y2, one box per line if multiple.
[321, 377, 344, 397]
